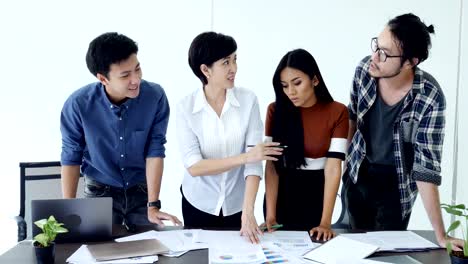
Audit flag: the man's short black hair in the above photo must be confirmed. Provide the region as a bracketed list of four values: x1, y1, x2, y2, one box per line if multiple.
[388, 13, 435, 66]
[86, 32, 138, 78]
[188, 32, 237, 85]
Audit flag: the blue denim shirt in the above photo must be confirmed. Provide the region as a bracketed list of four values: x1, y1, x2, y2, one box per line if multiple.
[60, 80, 169, 188]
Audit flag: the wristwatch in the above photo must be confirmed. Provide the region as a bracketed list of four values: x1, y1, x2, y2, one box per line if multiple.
[147, 200, 161, 209]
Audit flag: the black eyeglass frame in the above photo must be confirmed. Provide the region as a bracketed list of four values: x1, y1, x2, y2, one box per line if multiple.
[371, 37, 403, 62]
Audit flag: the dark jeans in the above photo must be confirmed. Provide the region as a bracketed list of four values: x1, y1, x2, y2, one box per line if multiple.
[84, 176, 150, 226]
[345, 161, 411, 230]
[181, 188, 242, 228]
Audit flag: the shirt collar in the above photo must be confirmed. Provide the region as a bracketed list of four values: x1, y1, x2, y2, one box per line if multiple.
[98, 82, 136, 111]
[192, 87, 240, 114]
[226, 87, 241, 107]
[402, 67, 424, 104]
[412, 67, 424, 92]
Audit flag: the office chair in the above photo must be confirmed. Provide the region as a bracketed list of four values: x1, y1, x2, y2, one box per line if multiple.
[15, 161, 85, 242]
[331, 177, 351, 229]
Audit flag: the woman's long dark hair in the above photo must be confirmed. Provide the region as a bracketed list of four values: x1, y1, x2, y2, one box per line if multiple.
[271, 49, 333, 169]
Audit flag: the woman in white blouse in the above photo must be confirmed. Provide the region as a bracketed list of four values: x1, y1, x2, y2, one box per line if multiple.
[177, 32, 282, 243]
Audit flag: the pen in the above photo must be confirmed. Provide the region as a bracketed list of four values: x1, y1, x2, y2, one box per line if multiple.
[260, 224, 283, 231]
[124, 222, 136, 233]
[247, 145, 288, 148]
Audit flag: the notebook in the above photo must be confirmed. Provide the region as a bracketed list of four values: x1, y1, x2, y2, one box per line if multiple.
[31, 197, 113, 242]
[87, 239, 169, 261]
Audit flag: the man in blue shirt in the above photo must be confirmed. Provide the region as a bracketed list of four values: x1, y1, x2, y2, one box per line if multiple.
[345, 13, 462, 249]
[60, 32, 181, 227]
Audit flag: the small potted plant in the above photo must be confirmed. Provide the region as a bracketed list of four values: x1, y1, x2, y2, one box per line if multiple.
[441, 203, 468, 264]
[33, 215, 68, 264]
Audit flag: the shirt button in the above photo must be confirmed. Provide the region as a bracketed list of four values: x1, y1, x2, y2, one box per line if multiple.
[126, 182, 129, 186]
[121, 168, 125, 171]
[119, 117, 122, 121]
[110, 105, 114, 108]
[119, 137, 123, 140]
[120, 154, 124, 158]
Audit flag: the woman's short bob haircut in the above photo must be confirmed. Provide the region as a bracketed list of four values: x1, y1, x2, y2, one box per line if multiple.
[188, 32, 237, 85]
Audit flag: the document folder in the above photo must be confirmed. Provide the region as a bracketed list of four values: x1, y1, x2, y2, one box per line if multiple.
[87, 239, 169, 261]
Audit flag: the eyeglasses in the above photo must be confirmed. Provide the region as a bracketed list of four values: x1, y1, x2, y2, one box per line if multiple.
[371, 37, 403, 62]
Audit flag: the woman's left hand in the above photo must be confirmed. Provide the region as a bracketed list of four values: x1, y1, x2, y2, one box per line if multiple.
[309, 225, 336, 241]
[240, 212, 262, 244]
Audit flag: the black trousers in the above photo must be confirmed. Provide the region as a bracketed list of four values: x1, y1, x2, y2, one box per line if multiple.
[181, 188, 242, 228]
[263, 168, 325, 231]
[345, 160, 411, 230]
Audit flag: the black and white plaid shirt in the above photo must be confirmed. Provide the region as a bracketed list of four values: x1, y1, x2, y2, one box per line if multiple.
[347, 56, 446, 219]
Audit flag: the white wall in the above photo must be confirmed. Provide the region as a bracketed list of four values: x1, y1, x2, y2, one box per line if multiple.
[0, 0, 465, 250]
[211, 0, 462, 231]
[456, 1, 468, 215]
[0, 0, 212, 252]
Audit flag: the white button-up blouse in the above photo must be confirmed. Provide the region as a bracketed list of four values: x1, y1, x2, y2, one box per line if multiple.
[176, 86, 263, 216]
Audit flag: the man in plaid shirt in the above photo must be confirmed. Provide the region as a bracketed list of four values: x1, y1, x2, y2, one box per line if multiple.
[345, 13, 463, 249]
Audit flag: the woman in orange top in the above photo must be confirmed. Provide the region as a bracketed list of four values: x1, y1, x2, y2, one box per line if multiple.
[262, 49, 348, 241]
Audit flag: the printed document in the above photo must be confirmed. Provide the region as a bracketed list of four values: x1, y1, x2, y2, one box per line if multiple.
[341, 231, 439, 252]
[303, 235, 379, 263]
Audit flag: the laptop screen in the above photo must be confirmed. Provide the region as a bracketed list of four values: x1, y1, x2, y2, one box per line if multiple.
[31, 197, 113, 242]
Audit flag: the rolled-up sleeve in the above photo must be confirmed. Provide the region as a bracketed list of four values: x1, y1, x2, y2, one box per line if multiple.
[176, 102, 203, 169]
[244, 97, 263, 179]
[60, 98, 85, 165]
[146, 90, 170, 158]
[412, 97, 445, 185]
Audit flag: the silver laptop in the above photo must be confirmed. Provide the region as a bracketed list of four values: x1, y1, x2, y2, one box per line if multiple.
[31, 197, 113, 242]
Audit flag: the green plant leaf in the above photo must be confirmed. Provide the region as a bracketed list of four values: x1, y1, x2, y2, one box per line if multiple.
[34, 219, 47, 230]
[443, 207, 463, 216]
[34, 233, 49, 247]
[452, 204, 466, 210]
[441, 203, 465, 209]
[447, 221, 461, 234]
[33, 215, 68, 246]
[464, 240, 468, 257]
[446, 240, 452, 255]
[55, 227, 68, 233]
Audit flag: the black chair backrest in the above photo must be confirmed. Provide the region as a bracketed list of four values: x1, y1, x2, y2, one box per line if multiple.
[18, 162, 84, 240]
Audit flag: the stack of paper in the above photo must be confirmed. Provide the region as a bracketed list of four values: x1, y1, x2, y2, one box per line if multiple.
[86, 239, 168, 261]
[116, 229, 208, 257]
[67, 230, 206, 263]
[68, 230, 433, 263]
[341, 231, 439, 252]
[372, 255, 423, 264]
[66, 245, 158, 264]
[303, 236, 379, 264]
